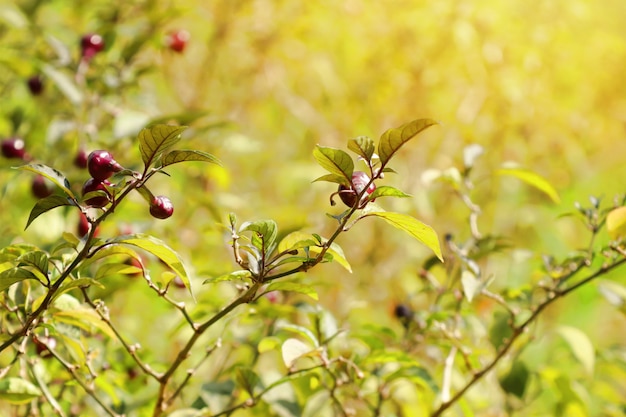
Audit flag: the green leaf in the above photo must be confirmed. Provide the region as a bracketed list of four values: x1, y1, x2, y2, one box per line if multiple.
[138, 124, 188, 169]
[499, 360, 530, 398]
[606, 207, 626, 240]
[368, 185, 412, 200]
[0, 267, 39, 291]
[107, 234, 189, 291]
[378, 118, 438, 166]
[281, 338, 313, 368]
[159, 149, 222, 168]
[266, 282, 319, 300]
[348, 136, 375, 162]
[203, 270, 252, 284]
[56, 278, 104, 297]
[556, 325, 595, 375]
[361, 211, 443, 261]
[311, 242, 352, 272]
[489, 311, 513, 350]
[0, 377, 42, 404]
[17, 250, 49, 276]
[497, 167, 560, 203]
[240, 220, 278, 255]
[17, 164, 75, 200]
[24, 195, 75, 230]
[312, 173, 346, 185]
[278, 323, 320, 348]
[278, 231, 320, 253]
[53, 308, 116, 339]
[385, 365, 439, 393]
[313, 146, 354, 186]
[235, 367, 263, 397]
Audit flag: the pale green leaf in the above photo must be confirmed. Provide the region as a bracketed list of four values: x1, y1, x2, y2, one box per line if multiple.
[556, 325, 595, 375]
[362, 211, 443, 261]
[0, 267, 39, 291]
[240, 220, 278, 254]
[313, 146, 354, 185]
[497, 167, 560, 203]
[159, 149, 222, 168]
[461, 270, 482, 302]
[54, 308, 116, 339]
[278, 323, 320, 348]
[0, 378, 42, 404]
[138, 124, 188, 169]
[606, 207, 626, 240]
[312, 173, 346, 185]
[203, 270, 252, 284]
[348, 136, 375, 161]
[378, 118, 438, 166]
[278, 231, 320, 253]
[17, 164, 75, 200]
[266, 282, 319, 300]
[368, 185, 412, 200]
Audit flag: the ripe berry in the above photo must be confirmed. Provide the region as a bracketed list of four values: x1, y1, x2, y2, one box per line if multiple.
[31, 175, 53, 199]
[87, 150, 123, 181]
[394, 304, 413, 320]
[74, 149, 88, 168]
[34, 336, 57, 358]
[1, 138, 26, 160]
[166, 30, 190, 53]
[338, 171, 376, 208]
[82, 178, 111, 208]
[27, 75, 44, 95]
[149, 195, 174, 219]
[80, 33, 105, 60]
[77, 213, 99, 238]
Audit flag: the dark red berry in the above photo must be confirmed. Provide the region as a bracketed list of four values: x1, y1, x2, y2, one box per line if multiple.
[74, 149, 88, 168]
[87, 150, 123, 181]
[166, 30, 190, 53]
[77, 213, 99, 238]
[80, 33, 105, 59]
[394, 304, 413, 320]
[1, 138, 26, 160]
[27, 75, 44, 95]
[82, 178, 111, 208]
[31, 175, 53, 199]
[34, 336, 57, 358]
[338, 171, 376, 208]
[149, 195, 174, 219]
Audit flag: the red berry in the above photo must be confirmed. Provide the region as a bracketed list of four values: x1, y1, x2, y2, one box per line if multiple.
[338, 171, 376, 208]
[87, 150, 123, 181]
[81, 33, 105, 59]
[82, 178, 111, 208]
[393, 304, 413, 320]
[31, 175, 53, 199]
[166, 30, 190, 53]
[34, 336, 57, 358]
[149, 195, 174, 219]
[27, 75, 44, 95]
[74, 149, 88, 168]
[1, 138, 26, 160]
[77, 213, 99, 238]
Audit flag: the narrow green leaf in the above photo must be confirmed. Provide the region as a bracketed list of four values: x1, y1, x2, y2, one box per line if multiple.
[606, 207, 626, 240]
[378, 118, 438, 166]
[240, 220, 278, 255]
[17, 164, 75, 200]
[348, 136, 375, 161]
[312, 173, 347, 186]
[278, 231, 320, 253]
[203, 270, 252, 284]
[556, 325, 595, 375]
[54, 309, 116, 339]
[159, 149, 222, 168]
[0, 267, 39, 291]
[266, 282, 319, 300]
[497, 167, 560, 203]
[313, 146, 354, 185]
[362, 211, 443, 261]
[0, 377, 42, 404]
[499, 360, 530, 398]
[368, 185, 412, 200]
[138, 124, 188, 169]
[107, 234, 189, 292]
[24, 195, 75, 230]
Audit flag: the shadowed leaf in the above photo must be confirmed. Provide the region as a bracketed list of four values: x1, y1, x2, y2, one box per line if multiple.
[160, 150, 222, 168]
[348, 136, 375, 162]
[17, 164, 75, 200]
[378, 118, 438, 166]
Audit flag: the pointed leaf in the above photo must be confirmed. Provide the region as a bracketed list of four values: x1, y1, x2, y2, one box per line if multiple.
[0, 267, 40, 291]
[556, 325, 595, 375]
[0, 378, 42, 404]
[24, 195, 75, 230]
[361, 211, 442, 261]
[138, 124, 188, 169]
[313, 146, 354, 185]
[17, 251, 49, 276]
[278, 231, 320, 253]
[497, 167, 560, 203]
[368, 185, 412, 200]
[240, 220, 278, 254]
[235, 367, 263, 397]
[606, 207, 626, 240]
[348, 136, 375, 161]
[17, 164, 75, 199]
[107, 234, 189, 291]
[378, 118, 438, 166]
[54, 308, 116, 339]
[311, 242, 352, 272]
[266, 282, 319, 300]
[281, 338, 313, 368]
[312, 173, 347, 186]
[499, 360, 530, 398]
[461, 270, 482, 302]
[159, 149, 222, 168]
[203, 270, 253, 284]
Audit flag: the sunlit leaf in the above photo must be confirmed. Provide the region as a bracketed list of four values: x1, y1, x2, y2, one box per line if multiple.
[0, 267, 40, 291]
[278, 323, 320, 348]
[138, 124, 188, 169]
[266, 282, 319, 300]
[54, 308, 116, 339]
[499, 360, 530, 398]
[313, 146, 354, 185]
[0, 377, 42, 404]
[159, 149, 222, 168]
[24, 195, 75, 230]
[606, 206, 626, 240]
[497, 167, 560, 203]
[378, 118, 438, 166]
[368, 185, 412, 200]
[240, 220, 278, 255]
[361, 211, 443, 261]
[203, 270, 252, 284]
[17, 164, 75, 200]
[278, 231, 319, 253]
[17, 250, 49, 276]
[107, 234, 189, 292]
[281, 338, 313, 368]
[348, 136, 375, 162]
[556, 325, 595, 375]
[312, 173, 346, 185]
